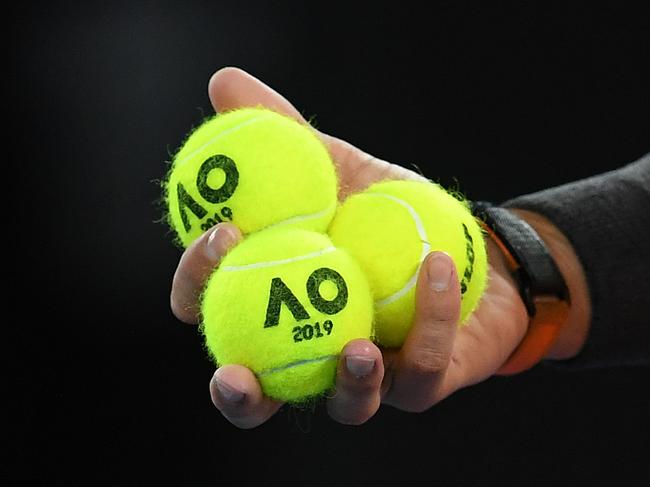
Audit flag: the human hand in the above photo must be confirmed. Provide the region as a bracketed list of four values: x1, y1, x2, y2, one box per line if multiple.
[170, 67, 531, 428]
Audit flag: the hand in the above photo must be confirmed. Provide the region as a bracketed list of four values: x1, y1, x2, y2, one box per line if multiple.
[170, 67, 531, 428]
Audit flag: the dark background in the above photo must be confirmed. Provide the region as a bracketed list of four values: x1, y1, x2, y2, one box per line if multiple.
[9, 1, 649, 486]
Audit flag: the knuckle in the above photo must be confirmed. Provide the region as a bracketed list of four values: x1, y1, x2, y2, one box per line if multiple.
[383, 393, 435, 414]
[212, 399, 259, 429]
[435, 307, 459, 325]
[422, 301, 459, 327]
[336, 376, 380, 400]
[348, 379, 381, 396]
[328, 407, 369, 426]
[408, 349, 450, 376]
[327, 398, 378, 426]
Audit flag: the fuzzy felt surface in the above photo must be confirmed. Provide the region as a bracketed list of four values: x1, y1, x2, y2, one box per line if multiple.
[328, 179, 488, 347]
[164, 107, 338, 248]
[201, 227, 374, 404]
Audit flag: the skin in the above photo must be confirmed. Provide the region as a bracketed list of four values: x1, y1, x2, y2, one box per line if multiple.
[170, 67, 592, 428]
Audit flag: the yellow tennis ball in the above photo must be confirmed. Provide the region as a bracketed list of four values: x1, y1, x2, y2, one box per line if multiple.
[164, 107, 338, 248]
[328, 179, 488, 348]
[201, 227, 374, 404]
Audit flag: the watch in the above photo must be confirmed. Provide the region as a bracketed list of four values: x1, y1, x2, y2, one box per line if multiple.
[471, 201, 571, 375]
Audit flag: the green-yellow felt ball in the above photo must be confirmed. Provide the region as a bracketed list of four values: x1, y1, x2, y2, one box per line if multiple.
[164, 107, 338, 248]
[328, 179, 488, 348]
[200, 227, 374, 404]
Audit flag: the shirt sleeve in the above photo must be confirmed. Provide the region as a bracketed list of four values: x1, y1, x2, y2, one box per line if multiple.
[501, 152, 650, 369]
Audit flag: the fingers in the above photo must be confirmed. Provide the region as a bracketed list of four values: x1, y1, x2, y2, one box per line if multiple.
[208, 67, 306, 122]
[209, 365, 283, 429]
[326, 339, 384, 425]
[170, 223, 242, 324]
[211, 339, 384, 428]
[207, 67, 426, 199]
[207, 67, 364, 177]
[382, 251, 461, 412]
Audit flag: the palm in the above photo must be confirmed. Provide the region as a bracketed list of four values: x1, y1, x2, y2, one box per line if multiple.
[446, 257, 528, 391]
[320, 137, 529, 388]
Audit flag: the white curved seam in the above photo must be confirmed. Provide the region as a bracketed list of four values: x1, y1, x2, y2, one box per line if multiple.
[174, 114, 274, 166]
[257, 354, 338, 377]
[266, 200, 337, 229]
[221, 246, 337, 271]
[365, 193, 430, 309]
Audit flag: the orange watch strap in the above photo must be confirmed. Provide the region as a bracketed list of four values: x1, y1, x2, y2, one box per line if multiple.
[496, 295, 570, 375]
[478, 220, 570, 375]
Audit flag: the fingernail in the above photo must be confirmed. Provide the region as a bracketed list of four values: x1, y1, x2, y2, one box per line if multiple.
[205, 225, 237, 262]
[346, 356, 375, 378]
[427, 252, 453, 292]
[214, 377, 245, 403]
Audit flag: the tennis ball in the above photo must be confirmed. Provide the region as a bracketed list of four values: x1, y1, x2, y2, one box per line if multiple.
[201, 227, 374, 404]
[328, 179, 488, 348]
[164, 107, 338, 248]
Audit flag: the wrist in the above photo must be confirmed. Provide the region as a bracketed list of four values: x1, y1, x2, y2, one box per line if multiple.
[484, 234, 530, 343]
[509, 209, 591, 360]
[473, 201, 589, 374]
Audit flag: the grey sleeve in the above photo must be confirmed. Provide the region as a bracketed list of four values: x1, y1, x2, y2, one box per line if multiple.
[502, 152, 650, 369]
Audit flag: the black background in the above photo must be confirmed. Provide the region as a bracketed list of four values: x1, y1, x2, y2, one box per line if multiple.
[9, 2, 650, 486]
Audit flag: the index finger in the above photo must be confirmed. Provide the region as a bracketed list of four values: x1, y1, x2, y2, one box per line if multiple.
[170, 222, 242, 324]
[210, 364, 283, 429]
